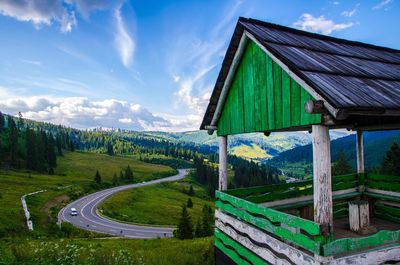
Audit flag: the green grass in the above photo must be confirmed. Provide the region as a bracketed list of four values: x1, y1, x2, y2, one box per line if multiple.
[56, 151, 177, 182]
[0, 151, 177, 237]
[0, 236, 213, 265]
[100, 175, 214, 226]
[231, 143, 272, 161]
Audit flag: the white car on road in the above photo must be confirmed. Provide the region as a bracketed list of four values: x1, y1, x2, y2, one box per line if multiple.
[70, 208, 78, 216]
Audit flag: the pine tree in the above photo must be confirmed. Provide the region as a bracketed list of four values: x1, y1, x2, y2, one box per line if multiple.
[175, 204, 193, 239]
[36, 130, 46, 172]
[187, 198, 193, 208]
[8, 117, 18, 167]
[194, 218, 203, 238]
[125, 165, 133, 181]
[94, 170, 102, 184]
[119, 170, 124, 182]
[0, 112, 4, 132]
[47, 133, 57, 170]
[56, 135, 63, 156]
[381, 142, 400, 176]
[26, 128, 37, 170]
[201, 205, 214, 236]
[332, 150, 353, 176]
[107, 142, 114, 156]
[112, 173, 119, 186]
[188, 185, 195, 196]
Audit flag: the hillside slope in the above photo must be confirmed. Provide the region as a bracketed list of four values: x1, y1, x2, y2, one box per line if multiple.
[268, 130, 400, 177]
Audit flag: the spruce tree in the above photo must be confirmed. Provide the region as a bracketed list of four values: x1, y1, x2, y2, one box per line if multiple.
[0, 112, 4, 132]
[94, 170, 102, 184]
[194, 218, 203, 238]
[8, 117, 18, 167]
[332, 150, 353, 176]
[201, 205, 214, 236]
[188, 185, 194, 196]
[112, 173, 119, 186]
[47, 133, 57, 170]
[187, 198, 193, 208]
[381, 142, 400, 176]
[175, 204, 193, 239]
[26, 128, 37, 170]
[125, 165, 133, 181]
[56, 135, 63, 156]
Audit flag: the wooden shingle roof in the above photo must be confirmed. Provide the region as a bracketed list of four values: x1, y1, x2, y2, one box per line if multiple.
[201, 17, 400, 130]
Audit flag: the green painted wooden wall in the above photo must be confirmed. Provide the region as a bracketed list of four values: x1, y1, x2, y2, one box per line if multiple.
[217, 41, 321, 136]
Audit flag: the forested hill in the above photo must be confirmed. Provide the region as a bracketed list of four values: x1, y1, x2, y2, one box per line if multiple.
[268, 130, 400, 170]
[0, 112, 349, 163]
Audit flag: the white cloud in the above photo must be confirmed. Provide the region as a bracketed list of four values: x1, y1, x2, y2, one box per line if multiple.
[373, 0, 393, 10]
[293, 13, 354, 35]
[341, 4, 359, 17]
[0, 0, 77, 32]
[20, 59, 42, 66]
[114, 7, 135, 68]
[0, 91, 198, 131]
[0, 0, 122, 32]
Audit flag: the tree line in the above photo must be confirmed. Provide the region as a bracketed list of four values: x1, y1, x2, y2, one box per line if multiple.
[0, 112, 74, 173]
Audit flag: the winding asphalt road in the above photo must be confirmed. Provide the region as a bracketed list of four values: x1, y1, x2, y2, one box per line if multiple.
[58, 169, 190, 238]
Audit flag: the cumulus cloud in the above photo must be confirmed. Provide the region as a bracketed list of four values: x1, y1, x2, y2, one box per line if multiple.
[0, 95, 183, 131]
[373, 0, 393, 10]
[114, 7, 135, 68]
[0, 0, 122, 32]
[293, 13, 354, 35]
[0, 0, 76, 32]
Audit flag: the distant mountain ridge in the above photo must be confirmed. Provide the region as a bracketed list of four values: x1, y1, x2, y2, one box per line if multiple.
[269, 130, 400, 170]
[138, 130, 349, 162]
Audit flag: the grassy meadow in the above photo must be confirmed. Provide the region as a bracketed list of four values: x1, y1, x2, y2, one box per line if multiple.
[0, 236, 213, 265]
[0, 151, 176, 237]
[100, 172, 214, 226]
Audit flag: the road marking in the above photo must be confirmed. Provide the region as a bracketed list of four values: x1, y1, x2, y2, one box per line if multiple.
[59, 169, 188, 238]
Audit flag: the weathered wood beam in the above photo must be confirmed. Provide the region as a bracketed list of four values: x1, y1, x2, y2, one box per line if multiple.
[356, 130, 364, 174]
[219, 136, 228, 191]
[312, 125, 333, 233]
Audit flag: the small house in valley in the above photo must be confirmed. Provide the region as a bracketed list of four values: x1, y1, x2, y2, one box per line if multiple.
[201, 17, 400, 264]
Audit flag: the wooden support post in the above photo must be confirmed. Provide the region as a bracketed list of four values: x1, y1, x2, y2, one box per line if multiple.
[219, 136, 228, 191]
[312, 125, 333, 233]
[356, 130, 364, 174]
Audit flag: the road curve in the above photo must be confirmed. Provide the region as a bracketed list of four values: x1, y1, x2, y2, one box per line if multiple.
[58, 169, 190, 238]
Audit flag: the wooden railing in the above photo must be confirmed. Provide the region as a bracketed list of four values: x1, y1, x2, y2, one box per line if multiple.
[215, 173, 400, 263]
[216, 191, 325, 255]
[226, 173, 359, 203]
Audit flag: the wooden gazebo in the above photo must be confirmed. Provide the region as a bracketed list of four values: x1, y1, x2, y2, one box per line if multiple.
[201, 17, 400, 264]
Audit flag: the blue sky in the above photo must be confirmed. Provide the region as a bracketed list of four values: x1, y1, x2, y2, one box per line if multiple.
[0, 0, 399, 131]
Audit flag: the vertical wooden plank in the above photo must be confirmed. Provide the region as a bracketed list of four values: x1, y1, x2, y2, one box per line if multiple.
[312, 125, 333, 231]
[300, 87, 310, 125]
[291, 80, 301, 127]
[258, 46, 268, 131]
[247, 44, 255, 132]
[266, 56, 275, 130]
[237, 65, 245, 134]
[252, 42, 263, 132]
[231, 75, 239, 134]
[219, 136, 228, 191]
[281, 71, 291, 128]
[273, 62, 283, 129]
